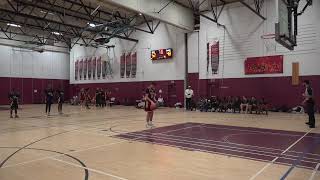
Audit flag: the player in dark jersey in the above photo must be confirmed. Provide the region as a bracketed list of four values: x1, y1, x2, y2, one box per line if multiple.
[95, 88, 100, 107]
[101, 89, 106, 107]
[303, 80, 315, 128]
[145, 84, 156, 128]
[8, 89, 19, 118]
[57, 89, 64, 114]
[84, 88, 91, 109]
[45, 88, 54, 116]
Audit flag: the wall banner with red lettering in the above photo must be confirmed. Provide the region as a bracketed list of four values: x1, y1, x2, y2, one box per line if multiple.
[97, 56, 102, 79]
[125, 52, 132, 78]
[74, 59, 78, 81]
[87, 57, 92, 80]
[131, 52, 137, 78]
[210, 41, 219, 74]
[245, 55, 283, 75]
[79, 58, 83, 80]
[92, 57, 96, 80]
[120, 53, 125, 78]
[83, 58, 88, 80]
[206, 40, 219, 74]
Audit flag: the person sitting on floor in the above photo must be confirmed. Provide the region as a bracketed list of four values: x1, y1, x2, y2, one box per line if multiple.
[157, 95, 164, 107]
[225, 96, 233, 112]
[240, 96, 249, 113]
[209, 96, 219, 112]
[218, 97, 227, 112]
[232, 96, 241, 113]
[257, 98, 268, 115]
[198, 98, 210, 112]
[248, 97, 258, 114]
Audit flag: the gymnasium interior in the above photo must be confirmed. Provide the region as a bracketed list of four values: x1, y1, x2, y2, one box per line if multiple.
[0, 0, 319, 179]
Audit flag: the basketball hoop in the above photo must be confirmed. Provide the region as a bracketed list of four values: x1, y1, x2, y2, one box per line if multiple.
[261, 34, 276, 53]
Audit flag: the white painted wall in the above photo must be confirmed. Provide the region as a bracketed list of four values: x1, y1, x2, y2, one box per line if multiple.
[199, 0, 320, 79]
[70, 23, 186, 84]
[0, 43, 70, 80]
[188, 32, 199, 73]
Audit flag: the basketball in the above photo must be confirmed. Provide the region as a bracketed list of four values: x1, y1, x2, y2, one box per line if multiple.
[150, 102, 157, 111]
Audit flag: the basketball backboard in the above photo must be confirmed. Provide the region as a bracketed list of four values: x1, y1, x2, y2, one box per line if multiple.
[275, 0, 296, 50]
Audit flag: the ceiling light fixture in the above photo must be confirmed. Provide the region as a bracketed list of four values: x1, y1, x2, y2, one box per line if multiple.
[52, 32, 62, 36]
[40, 10, 55, 15]
[88, 22, 96, 27]
[7, 23, 21, 28]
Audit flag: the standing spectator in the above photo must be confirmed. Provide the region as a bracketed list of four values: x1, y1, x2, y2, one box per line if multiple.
[45, 87, 54, 116]
[101, 89, 106, 107]
[85, 88, 91, 109]
[185, 86, 194, 111]
[303, 80, 315, 128]
[57, 89, 64, 115]
[95, 88, 100, 107]
[8, 88, 20, 118]
[107, 90, 114, 107]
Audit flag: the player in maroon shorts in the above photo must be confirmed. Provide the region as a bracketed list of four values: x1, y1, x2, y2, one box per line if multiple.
[145, 84, 156, 128]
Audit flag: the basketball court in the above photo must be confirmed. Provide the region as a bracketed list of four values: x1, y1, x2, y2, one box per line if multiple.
[0, 0, 319, 180]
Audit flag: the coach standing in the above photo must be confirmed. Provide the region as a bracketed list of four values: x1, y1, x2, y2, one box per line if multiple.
[303, 80, 315, 128]
[185, 86, 194, 111]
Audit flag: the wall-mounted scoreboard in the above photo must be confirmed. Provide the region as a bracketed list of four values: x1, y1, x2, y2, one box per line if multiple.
[151, 48, 173, 60]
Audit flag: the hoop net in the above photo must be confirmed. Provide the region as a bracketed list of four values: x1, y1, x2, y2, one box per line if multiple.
[261, 34, 276, 53]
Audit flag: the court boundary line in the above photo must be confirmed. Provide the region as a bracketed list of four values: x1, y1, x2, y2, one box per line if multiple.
[0, 129, 78, 168]
[249, 129, 313, 180]
[50, 157, 128, 180]
[308, 163, 320, 180]
[112, 125, 320, 158]
[1, 124, 202, 169]
[114, 134, 314, 170]
[115, 131, 320, 165]
[194, 124, 319, 138]
[64, 124, 320, 164]
[1, 112, 317, 179]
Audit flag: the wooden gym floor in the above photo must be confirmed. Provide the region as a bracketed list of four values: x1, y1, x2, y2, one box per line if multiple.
[0, 104, 319, 180]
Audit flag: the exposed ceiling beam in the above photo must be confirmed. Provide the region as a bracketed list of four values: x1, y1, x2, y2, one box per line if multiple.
[0, 8, 139, 43]
[239, 0, 266, 20]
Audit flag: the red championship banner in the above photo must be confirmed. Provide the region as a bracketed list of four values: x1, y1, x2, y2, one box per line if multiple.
[74, 59, 78, 80]
[245, 55, 283, 75]
[210, 41, 219, 74]
[131, 52, 137, 78]
[83, 58, 87, 80]
[92, 57, 96, 79]
[87, 57, 92, 80]
[79, 59, 83, 80]
[97, 56, 102, 79]
[206, 43, 209, 73]
[102, 60, 107, 79]
[125, 52, 131, 78]
[120, 53, 125, 78]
